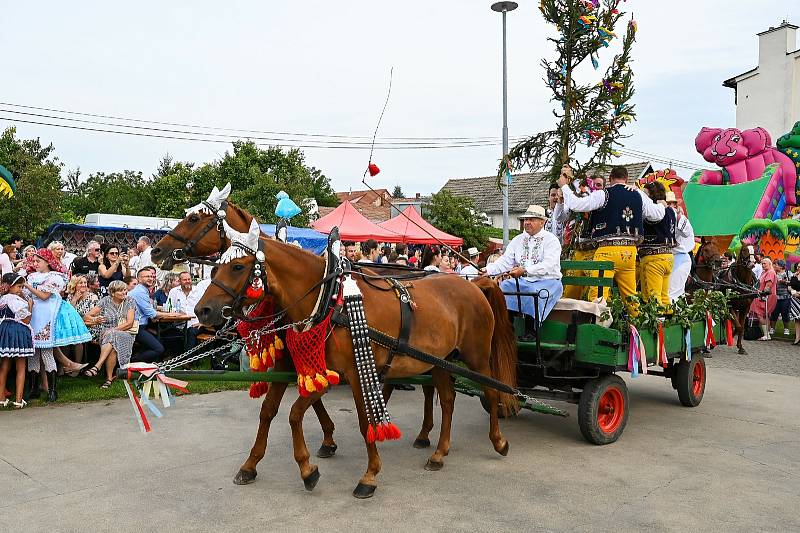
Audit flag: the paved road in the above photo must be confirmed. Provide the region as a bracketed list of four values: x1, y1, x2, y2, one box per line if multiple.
[707, 337, 800, 377]
[1, 342, 798, 532]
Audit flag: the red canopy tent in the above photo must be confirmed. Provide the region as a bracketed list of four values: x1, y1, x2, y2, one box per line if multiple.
[311, 201, 404, 242]
[379, 206, 463, 246]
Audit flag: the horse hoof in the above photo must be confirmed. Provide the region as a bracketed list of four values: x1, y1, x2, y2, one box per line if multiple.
[316, 444, 338, 459]
[738, 349, 747, 355]
[353, 482, 376, 499]
[498, 440, 510, 457]
[413, 438, 431, 449]
[233, 469, 257, 485]
[303, 466, 321, 491]
[424, 459, 444, 471]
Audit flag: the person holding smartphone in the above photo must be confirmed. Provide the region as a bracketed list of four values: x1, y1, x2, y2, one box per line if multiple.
[98, 244, 130, 297]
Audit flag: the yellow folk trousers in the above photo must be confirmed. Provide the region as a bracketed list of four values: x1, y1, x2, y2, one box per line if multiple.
[563, 248, 595, 300]
[587, 245, 638, 306]
[639, 253, 673, 307]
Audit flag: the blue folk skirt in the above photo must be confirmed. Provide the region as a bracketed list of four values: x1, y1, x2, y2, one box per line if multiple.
[499, 277, 563, 322]
[0, 313, 34, 358]
[53, 300, 93, 347]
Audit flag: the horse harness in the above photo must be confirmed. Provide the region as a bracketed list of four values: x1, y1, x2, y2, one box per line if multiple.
[166, 200, 229, 262]
[222, 228, 518, 395]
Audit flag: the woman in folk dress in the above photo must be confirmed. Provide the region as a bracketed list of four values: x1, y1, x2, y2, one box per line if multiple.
[25, 249, 92, 402]
[0, 273, 34, 409]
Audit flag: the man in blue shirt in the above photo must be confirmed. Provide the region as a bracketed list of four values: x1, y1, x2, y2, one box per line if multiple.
[129, 266, 178, 362]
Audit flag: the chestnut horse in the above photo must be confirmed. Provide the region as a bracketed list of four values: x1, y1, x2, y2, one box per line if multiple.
[150, 200, 440, 485]
[194, 235, 518, 498]
[150, 203, 341, 479]
[692, 240, 755, 354]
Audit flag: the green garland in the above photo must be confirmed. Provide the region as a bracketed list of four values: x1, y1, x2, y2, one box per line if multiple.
[601, 289, 733, 333]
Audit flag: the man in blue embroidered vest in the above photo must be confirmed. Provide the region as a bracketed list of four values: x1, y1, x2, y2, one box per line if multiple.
[483, 205, 563, 334]
[639, 181, 677, 306]
[559, 165, 666, 309]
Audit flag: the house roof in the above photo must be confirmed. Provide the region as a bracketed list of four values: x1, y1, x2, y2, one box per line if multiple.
[439, 161, 652, 214]
[336, 189, 390, 205]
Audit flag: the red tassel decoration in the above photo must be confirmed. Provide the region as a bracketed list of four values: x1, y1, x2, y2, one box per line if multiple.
[725, 319, 734, 346]
[298, 385, 310, 398]
[249, 382, 269, 398]
[326, 370, 340, 385]
[375, 424, 386, 442]
[368, 163, 380, 176]
[385, 422, 402, 440]
[246, 286, 264, 299]
[367, 424, 376, 444]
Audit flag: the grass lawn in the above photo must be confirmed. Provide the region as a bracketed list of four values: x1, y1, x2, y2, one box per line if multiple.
[12, 352, 250, 407]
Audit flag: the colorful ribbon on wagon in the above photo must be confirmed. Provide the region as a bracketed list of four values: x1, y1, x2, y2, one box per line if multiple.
[725, 319, 734, 346]
[684, 328, 692, 362]
[705, 312, 716, 349]
[657, 322, 668, 368]
[122, 364, 190, 433]
[628, 325, 646, 377]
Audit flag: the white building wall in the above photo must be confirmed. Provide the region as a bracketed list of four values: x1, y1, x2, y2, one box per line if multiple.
[734, 24, 799, 140]
[488, 212, 523, 230]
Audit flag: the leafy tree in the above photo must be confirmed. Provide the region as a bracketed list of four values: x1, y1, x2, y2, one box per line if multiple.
[149, 155, 197, 217]
[0, 127, 65, 241]
[426, 190, 489, 250]
[66, 170, 154, 218]
[392, 185, 404, 199]
[506, 0, 637, 182]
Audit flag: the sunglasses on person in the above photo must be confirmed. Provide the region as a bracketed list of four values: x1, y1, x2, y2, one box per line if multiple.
[107, 251, 119, 255]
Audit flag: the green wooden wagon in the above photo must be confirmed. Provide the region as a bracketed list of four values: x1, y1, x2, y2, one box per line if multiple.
[465, 259, 721, 445]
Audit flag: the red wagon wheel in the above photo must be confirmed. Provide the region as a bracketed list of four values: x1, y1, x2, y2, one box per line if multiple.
[674, 355, 706, 407]
[578, 374, 629, 445]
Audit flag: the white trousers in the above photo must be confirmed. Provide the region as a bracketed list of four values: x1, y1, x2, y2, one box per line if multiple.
[668, 253, 691, 302]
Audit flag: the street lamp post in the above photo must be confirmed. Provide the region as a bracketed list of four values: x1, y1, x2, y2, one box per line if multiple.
[490, 1, 517, 247]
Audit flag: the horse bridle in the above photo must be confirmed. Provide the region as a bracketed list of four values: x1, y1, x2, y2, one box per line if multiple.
[211, 238, 268, 321]
[166, 200, 229, 262]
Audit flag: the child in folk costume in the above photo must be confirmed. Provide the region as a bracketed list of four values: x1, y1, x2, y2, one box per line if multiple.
[0, 273, 34, 409]
[24, 249, 92, 402]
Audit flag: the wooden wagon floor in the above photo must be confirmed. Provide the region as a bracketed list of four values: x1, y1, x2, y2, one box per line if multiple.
[1, 341, 798, 532]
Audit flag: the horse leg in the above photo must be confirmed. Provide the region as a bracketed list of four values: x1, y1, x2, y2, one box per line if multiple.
[384, 380, 435, 449]
[737, 308, 748, 355]
[311, 399, 338, 458]
[234, 382, 288, 485]
[424, 371, 455, 471]
[345, 368, 382, 499]
[482, 385, 510, 456]
[413, 385, 435, 449]
[288, 391, 324, 491]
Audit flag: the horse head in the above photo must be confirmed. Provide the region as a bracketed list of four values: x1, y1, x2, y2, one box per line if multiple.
[151, 183, 253, 269]
[695, 127, 771, 167]
[195, 219, 324, 328]
[696, 238, 722, 269]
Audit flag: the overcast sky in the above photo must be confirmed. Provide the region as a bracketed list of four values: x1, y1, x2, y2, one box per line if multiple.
[2, 1, 799, 196]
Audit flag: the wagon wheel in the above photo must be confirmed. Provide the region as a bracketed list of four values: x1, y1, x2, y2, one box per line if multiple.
[674, 355, 706, 407]
[577, 374, 629, 445]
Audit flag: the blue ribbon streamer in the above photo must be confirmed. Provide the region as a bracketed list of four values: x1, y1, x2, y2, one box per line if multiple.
[685, 328, 692, 362]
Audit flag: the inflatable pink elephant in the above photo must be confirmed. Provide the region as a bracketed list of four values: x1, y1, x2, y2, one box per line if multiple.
[695, 127, 797, 206]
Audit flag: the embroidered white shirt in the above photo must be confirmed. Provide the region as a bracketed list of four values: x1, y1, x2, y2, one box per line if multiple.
[485, 229, 562, 280]
[560, 183, 666, 222]
[673, 210, 695, 254]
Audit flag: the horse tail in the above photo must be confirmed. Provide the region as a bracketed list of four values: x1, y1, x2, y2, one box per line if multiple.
[472, 277, 519, 415]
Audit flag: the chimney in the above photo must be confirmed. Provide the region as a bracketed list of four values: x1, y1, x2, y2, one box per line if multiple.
[758, 20, 798, 67]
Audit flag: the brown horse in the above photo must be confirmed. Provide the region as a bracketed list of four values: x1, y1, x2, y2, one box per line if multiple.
[194, 235, 518, 498]
[150, 199, 440, 484]
[692, 239, 755, 354]
[150, 202, 342, 479]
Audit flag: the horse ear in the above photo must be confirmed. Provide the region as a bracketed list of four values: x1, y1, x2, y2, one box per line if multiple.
[219, 182, 232, 200]
[246, 218, 261, 249]
[741, 128, 770, 154]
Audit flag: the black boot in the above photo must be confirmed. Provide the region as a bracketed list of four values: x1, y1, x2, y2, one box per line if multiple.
[521, 315, 538, 342]
[46, 371, 57, 402]
[25, 371, 40, 401]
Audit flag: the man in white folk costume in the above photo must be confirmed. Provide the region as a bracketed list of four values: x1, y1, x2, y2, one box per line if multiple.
[483, 205, 563, 334]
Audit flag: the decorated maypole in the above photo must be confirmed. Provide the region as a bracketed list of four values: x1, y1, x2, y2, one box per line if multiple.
[504, 0, 638, 182]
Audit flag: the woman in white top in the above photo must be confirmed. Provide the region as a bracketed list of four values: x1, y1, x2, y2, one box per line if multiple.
[0, 245, 15, 275]
[420, 245, 442, 272]
[47, 241, 76, 273]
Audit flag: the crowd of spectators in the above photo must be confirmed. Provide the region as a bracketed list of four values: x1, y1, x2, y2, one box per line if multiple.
[0, 235, 202, 409]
